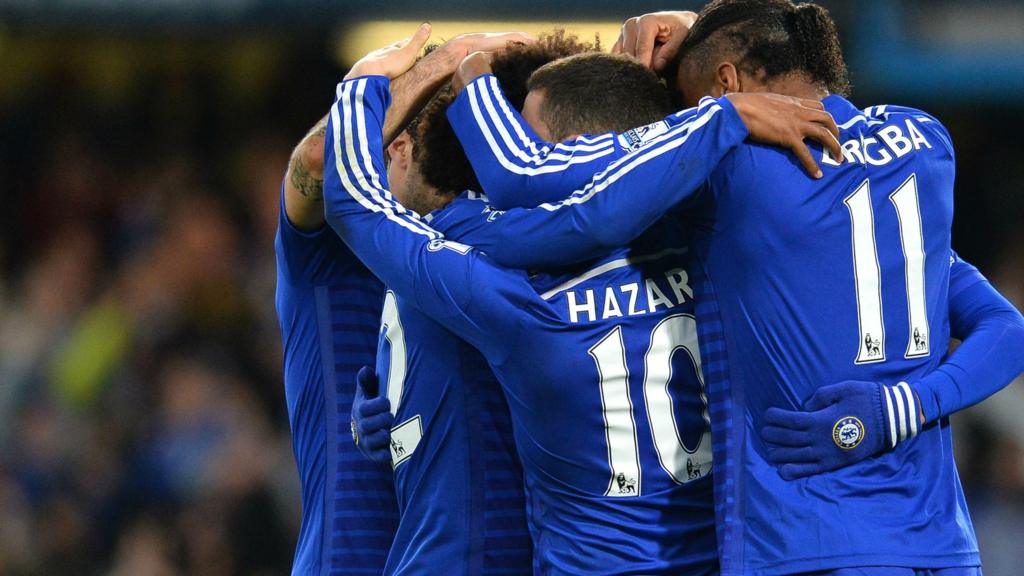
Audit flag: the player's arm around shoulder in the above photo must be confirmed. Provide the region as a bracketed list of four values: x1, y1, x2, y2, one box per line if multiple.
[453, 95, 837, 272]
[323, 28, 531, 361]
[287, 28, 535, 232]
[448, 53, 629, 210]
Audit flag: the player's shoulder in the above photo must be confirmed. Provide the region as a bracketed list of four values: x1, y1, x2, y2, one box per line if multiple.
[425, 191, 491, 232]
[534, 241, 694, 326]
[617, 98, 722, 153]
[435, 190, 490, 214]
[793, 95, 954, 172]
[276, 185, 361, 287]
[867, 103, 946, 127]
[854, 101, 954, 158]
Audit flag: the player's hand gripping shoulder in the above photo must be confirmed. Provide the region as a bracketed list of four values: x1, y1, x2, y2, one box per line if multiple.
[761, 381, 923, 480]
[726, 93, 843, 178]
[614, 6, 845, 176]
[350, 366, 395, 463]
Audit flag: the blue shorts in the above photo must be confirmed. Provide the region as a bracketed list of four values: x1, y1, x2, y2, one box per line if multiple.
[803, 568, 982, 576]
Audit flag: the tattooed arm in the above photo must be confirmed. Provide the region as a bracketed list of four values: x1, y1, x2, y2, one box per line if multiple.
[283, 116, 329, 231]
[283, 30, 534, 230]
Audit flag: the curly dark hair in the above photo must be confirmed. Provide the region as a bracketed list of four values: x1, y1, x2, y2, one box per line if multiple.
[405, 86, 462, 195]
[677, 0, 850, 96]
[408, 29, 599, 198]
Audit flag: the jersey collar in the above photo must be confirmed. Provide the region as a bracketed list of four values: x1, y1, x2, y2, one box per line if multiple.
[422, 190, 480, 232]
[822, 94, 862, 130]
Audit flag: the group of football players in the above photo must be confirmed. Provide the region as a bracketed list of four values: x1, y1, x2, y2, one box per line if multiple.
[274, 1, 1024, 574]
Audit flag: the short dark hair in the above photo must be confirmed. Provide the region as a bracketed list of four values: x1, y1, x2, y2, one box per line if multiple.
[678, 0, 850, 97]
[527, 52, 673, 141]
[410, 30, 598, 197]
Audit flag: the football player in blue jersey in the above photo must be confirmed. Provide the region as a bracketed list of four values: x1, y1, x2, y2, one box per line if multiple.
[322, 24, 843, 575]
[274, 29, 531, 575]
[347, 33, 605, 575]
[425, 1, 1024, 574]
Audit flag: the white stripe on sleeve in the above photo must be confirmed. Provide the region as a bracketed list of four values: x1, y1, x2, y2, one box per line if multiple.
[485, 75, 617, 159]
[898, 382, 918, 437]
[893, 383, 908, 442]
[468, 80, 617, 174]
[538, 103, 723, 211]
[331, 79, 439, 240]
[883, 386, 898, 448]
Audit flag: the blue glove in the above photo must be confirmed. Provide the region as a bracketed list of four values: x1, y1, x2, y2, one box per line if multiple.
[761, 380, 921, 480]
[350, 365, 395, 463]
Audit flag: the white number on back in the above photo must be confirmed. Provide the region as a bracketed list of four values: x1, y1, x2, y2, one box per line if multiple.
[590, 314, 711, 497]
[380, 291, 421, 467]
[380, 290, 408, 410]
[844, 174, 930, 363]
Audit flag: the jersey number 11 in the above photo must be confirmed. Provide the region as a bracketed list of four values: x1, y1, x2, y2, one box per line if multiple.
[845, 174, 931, 364]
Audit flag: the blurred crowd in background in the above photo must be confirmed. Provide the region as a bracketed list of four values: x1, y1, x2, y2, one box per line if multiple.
[0, 32, 337, 575]
[0, 1, 1022, 575]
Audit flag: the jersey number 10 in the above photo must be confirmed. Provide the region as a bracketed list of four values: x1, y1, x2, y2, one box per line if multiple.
[845, 174, 930, 364]
[589, 314, 712, 498]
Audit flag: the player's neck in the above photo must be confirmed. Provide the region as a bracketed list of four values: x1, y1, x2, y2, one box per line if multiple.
[760, 77, 829, 102]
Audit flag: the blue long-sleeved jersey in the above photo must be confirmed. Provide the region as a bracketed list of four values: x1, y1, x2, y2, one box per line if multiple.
[323, 76, 751, 575]
[274, 185, 398, 575]
[375, 192, 532, 575]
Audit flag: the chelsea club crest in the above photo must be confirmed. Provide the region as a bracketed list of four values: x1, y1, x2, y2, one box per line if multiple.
[832, 416, 865, 450]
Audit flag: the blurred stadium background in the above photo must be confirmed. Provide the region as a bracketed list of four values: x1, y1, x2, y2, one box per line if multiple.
[0, 0, 1021, 574]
